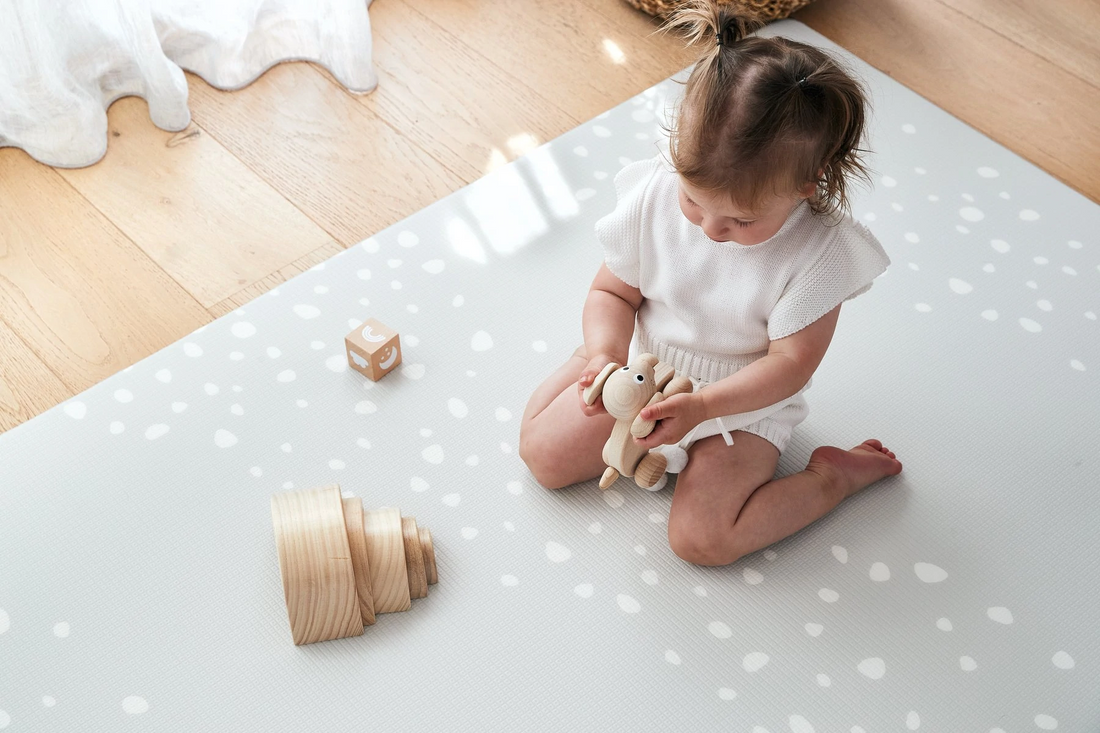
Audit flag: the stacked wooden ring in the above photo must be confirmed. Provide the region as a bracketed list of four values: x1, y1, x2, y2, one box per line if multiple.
[270, 485, 438, 645]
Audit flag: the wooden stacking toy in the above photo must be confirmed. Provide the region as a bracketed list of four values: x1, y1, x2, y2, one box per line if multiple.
[345, 317, 402, 381]
[582, 353, 694, 490]
[270, 485, 437, 645]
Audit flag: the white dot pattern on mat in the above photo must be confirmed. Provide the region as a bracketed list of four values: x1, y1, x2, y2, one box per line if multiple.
[470, 331, 493, 351]
[616, 595, 640, 613]
[869, 562, 891, 581]
[8, 64, 1097, 733]
[1052, 651, 1074, 669]
[858, 658, 886, 680]
[545, 542, 571, 563]
[914, 563, 948, 582]
[231, 322, 256, 338]
[708, 621, 731, 639]
[789, 715, 815, 733]
[742, 652, 769, 672]
[145, 424, 169, 440]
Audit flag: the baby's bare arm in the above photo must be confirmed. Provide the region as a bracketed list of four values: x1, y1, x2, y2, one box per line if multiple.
[582, 263, 642, 364]
[695, 305, 842, 421]
[577, 264, 643, 416]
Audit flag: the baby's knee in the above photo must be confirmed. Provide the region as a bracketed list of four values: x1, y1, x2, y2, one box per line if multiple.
[668, 511, 743, 567]
[518, 429, 571, 490]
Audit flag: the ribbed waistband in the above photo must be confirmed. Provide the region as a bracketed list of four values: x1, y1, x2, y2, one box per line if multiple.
[634, 322, 762, 385]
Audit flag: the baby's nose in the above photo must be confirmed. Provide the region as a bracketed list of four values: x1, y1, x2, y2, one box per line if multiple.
[702, 220, 728, 242]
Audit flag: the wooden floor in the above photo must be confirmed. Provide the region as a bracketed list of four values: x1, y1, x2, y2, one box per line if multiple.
[1, 0, 1097, 432]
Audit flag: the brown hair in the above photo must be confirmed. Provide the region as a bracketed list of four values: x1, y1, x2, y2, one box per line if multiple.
[662, 1, 871, 218]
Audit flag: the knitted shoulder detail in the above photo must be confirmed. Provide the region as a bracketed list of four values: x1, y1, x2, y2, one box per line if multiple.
[594, 157, 664, 288]
[767, 216, 891, 341]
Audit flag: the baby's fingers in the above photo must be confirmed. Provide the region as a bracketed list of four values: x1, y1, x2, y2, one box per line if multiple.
[634, 424, 667, 449]
[640, 400, 671, 422]
[579, 393, 606, 417]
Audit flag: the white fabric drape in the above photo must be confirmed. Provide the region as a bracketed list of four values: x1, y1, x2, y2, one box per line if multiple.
[0, 0, 375, 168]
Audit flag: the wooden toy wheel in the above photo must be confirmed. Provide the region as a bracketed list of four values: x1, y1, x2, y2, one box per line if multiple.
[635, 452, 668, 489]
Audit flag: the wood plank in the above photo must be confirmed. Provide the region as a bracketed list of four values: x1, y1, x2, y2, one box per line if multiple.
[186, 64, 463, 247]
[354, 0, 579, 182]
[0, 151, 211, 394]
[399, 0, 698, 125]
[935, 0, 1100, 87]
[794, 0, 1100, 202]
[57, 99, 333, 308]
[208, 240, 344, 318]
[0, 321, 71, 433]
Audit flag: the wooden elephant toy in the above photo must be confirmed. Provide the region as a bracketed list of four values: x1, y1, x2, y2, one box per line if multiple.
[582, 353, 693, 489]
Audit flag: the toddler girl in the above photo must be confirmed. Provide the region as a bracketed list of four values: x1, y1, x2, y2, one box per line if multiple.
[519, 1, 902, 566]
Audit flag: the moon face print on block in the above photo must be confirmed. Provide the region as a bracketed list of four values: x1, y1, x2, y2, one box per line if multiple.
[345, 317, 403, 381]
[378, 344, 400, 371]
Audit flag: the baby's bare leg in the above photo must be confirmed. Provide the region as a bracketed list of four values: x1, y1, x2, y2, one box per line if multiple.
[519, 346, 616, 489]
[668, 433, 902, 566]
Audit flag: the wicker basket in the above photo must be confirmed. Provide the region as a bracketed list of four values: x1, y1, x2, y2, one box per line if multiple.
[624, 0, 814, 21]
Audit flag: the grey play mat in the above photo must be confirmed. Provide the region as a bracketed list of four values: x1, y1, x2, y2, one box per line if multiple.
[1, 21, 1096, 732]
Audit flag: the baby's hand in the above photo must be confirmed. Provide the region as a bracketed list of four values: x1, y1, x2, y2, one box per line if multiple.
[577, 353, 616, 417]
[633, 393, 706, 448]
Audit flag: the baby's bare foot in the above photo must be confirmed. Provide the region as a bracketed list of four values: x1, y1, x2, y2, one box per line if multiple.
[807, 439, 903, 499]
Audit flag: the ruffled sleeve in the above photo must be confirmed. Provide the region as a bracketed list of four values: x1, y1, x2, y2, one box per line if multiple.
[767, 220, 891, 341]
[594, 157, 662, 288]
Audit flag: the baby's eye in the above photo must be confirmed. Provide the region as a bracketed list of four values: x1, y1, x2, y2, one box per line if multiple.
[735, 219, 755, 228]
[634, 374, 645, 383]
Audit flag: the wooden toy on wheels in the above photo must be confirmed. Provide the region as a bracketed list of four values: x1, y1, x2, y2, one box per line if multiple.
[270, 485, 438, 645]
[582, 353, 693, 489]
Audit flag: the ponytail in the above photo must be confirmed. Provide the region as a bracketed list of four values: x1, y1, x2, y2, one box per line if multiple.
[662, 0, 871, 218]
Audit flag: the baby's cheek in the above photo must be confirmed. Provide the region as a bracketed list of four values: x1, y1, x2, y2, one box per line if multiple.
[678, 201, 701, 226]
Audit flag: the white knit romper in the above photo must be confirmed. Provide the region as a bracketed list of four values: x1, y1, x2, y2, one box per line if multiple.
[596, 156, 890, 458]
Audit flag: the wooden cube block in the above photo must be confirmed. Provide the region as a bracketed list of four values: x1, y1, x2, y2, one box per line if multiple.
[345, 318, 401, 381]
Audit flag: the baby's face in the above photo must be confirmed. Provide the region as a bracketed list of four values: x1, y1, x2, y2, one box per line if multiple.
[678, 178, 811, 246]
